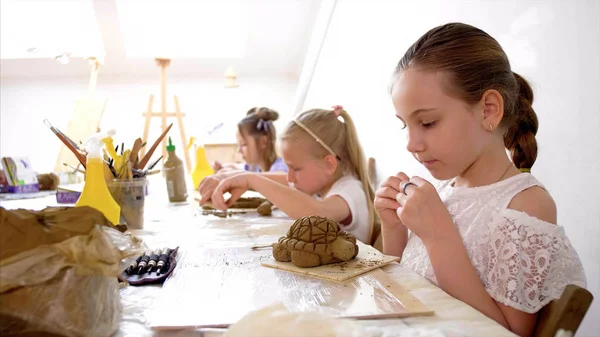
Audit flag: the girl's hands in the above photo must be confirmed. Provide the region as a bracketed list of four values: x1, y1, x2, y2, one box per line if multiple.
[374, 172, 410, 228]
[198, 175, 224, 204]
[210, 173, 251, 210]
[395, 176, 455, 244]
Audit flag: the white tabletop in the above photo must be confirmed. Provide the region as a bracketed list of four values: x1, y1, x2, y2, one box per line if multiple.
[0, 178, 516, 337]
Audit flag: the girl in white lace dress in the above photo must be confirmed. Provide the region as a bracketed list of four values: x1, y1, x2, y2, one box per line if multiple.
[374, 23, 586, 337]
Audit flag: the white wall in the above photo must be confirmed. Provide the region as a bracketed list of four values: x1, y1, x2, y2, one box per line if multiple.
[0, 75, 297, 173]
[303, 0, 600, 335]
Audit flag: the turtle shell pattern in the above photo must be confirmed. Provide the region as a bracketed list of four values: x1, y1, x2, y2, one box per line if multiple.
[278, 216, 341, 254]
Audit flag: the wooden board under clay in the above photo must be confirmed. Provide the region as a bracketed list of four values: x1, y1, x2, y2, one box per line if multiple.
[261, 242, 400, 282]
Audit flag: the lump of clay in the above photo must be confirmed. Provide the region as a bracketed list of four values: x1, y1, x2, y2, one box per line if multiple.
[231, 197, 267, 209]
[257, 201, 273, 216]
[202, 197, 267, 210]
[36, 172, 60, 190]
[272, 216, 359, 268]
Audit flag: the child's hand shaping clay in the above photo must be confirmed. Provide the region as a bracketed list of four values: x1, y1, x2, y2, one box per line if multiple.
[395, 176, 455, 244]
[198, 175, 227, 204]
[374, 172, 410, 228]
[210, 173, 251, 210]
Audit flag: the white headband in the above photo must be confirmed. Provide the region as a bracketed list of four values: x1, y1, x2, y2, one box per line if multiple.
[293, 118, 341, 161]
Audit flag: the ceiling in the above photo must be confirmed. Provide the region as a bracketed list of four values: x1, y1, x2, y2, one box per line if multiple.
[0, 0, 322, 78]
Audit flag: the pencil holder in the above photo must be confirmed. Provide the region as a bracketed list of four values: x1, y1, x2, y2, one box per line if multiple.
[108, 178, 149, 229]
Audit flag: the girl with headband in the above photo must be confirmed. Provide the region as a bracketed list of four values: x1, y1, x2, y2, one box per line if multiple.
[203, 106, 377, 244]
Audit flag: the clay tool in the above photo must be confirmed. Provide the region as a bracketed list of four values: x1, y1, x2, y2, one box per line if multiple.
[137, 249, 153, 274]
[251, 244, 273, 251]
[145, 169, 161, 176]
[115, 150, 131, 180]
[157, 247, 171, 275]
[147, 248, 162, 273]
[44, 119, 87, 168]
[130, 138, 143, 166]
[137, 123, 173, 170]
[127, 162, 133, 181]
[126, 255, 143, 274]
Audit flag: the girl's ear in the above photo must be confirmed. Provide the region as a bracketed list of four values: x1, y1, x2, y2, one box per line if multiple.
[323, 154, 339, 175]
[480, 89, 504, 131]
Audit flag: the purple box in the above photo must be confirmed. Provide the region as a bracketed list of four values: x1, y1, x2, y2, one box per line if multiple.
[56, 190, 81, 204]
[0, 183, 40, 194]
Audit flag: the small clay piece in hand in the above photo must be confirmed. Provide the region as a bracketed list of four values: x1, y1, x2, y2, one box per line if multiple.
[272, 215, 359, 268]
[201, 197, 266, 210]
[257, 201, 273, 216]
[230, 197, 266, 209]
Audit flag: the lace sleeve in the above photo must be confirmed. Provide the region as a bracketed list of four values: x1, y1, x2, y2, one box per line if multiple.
[484, 209, 587, 313]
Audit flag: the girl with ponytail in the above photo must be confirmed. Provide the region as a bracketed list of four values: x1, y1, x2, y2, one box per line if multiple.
[207, 106, 376, 245]
[375, 22, 586, 336]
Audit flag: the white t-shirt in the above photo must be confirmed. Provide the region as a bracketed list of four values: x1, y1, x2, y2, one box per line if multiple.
[317, 175, 369, 243]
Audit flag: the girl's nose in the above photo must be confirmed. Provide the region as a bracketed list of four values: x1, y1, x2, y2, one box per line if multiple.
[286, 170, 295, 183]
[406, 128, 425, 153]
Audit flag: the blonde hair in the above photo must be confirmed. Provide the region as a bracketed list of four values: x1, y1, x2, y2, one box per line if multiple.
[281, 108, 378, 243]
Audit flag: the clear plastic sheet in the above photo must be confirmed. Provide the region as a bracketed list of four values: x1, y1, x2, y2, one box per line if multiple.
[0, 207, 144, 337]
[148, 246, 410, 329]
[1, 187, 519, 337]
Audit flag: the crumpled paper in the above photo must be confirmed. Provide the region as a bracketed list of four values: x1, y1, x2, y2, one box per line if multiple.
[0, 206, 144, 337]
[224, 303, 369, 337]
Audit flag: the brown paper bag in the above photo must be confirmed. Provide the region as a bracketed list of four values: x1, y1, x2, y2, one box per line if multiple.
[0, 206, 143, 337]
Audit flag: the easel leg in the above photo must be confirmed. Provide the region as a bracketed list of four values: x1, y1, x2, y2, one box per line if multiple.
[174, 96, 192, 172]
[141, 94, 155, 161]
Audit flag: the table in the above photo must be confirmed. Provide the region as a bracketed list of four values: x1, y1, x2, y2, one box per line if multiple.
[0, 179, 517, 337]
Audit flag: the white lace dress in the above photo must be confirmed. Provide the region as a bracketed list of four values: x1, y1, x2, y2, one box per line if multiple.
[399, 173, 587, 313]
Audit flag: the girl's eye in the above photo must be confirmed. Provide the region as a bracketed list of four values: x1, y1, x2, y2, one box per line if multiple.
[400, 122, 407, 130]
[421, 121, 437, 128]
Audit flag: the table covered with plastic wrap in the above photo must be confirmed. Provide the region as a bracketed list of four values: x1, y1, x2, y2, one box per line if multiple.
[0, 181, 517, 337]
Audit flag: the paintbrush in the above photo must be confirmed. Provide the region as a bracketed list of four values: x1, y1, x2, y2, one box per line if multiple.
[62, 163, 85, 174]
[44, 119, 81, 151]
[137, 123, 173, 170]
[44, 119, 87, 168]
[146, 155, 163, 170]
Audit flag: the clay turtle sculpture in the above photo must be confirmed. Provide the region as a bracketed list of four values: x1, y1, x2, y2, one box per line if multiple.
[272, 215, 359, 268]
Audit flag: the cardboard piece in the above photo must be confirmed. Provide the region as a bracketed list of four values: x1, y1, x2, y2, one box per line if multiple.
[262, 241, 400, 282]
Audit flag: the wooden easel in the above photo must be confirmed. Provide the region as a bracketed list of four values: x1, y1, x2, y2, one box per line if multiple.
[140, 58, 191, 172]
[54, 57, 107, 172]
